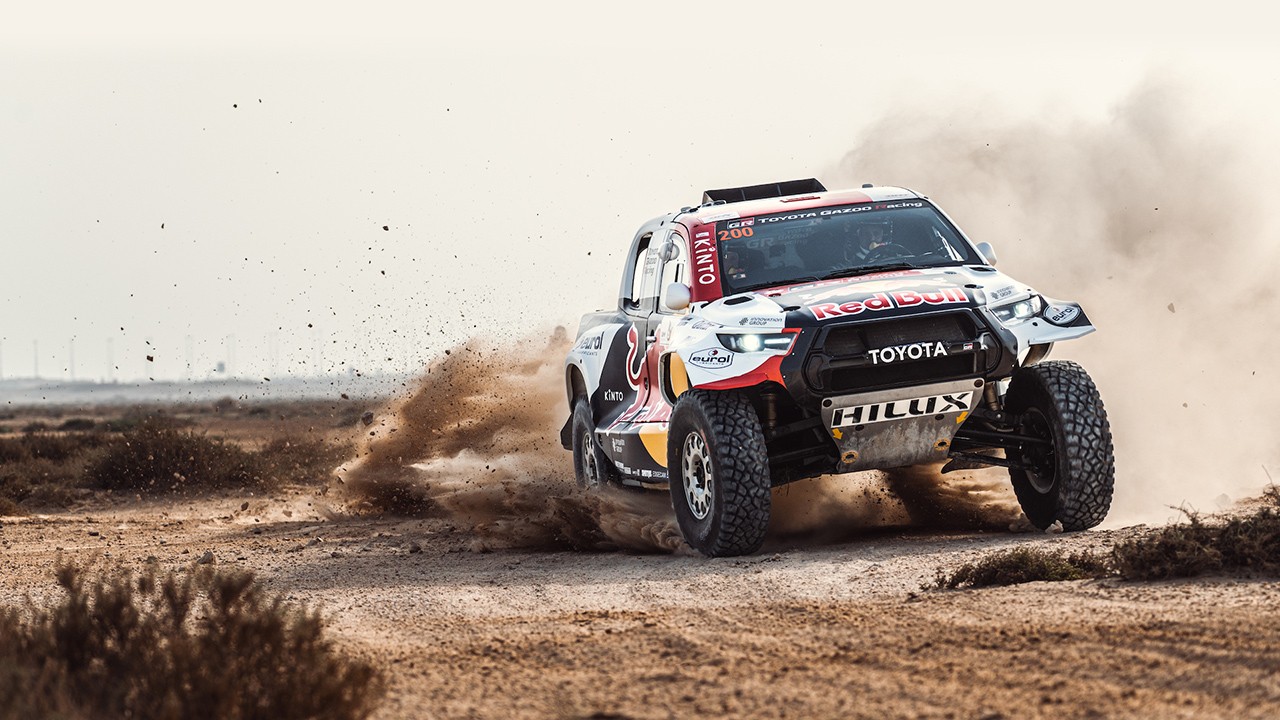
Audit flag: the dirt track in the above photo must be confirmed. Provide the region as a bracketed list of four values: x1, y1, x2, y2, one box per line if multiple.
[4, 487, 1279, 720]
[4, 344, 1278, 718]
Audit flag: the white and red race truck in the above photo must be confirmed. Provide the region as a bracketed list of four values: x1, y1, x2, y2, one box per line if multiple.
[563, 179, 1114, 556]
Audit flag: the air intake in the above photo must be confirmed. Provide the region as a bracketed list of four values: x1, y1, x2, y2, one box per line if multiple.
[702, 178, 826, 205]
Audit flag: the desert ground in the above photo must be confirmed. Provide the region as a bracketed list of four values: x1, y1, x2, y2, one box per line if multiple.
[2, 394, 1279, 720]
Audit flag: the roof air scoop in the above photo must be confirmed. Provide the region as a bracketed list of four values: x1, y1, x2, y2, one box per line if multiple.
[702, 178, 827, 205]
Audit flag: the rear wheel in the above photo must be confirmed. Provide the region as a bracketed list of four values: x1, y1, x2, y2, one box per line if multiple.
[571, 398, 616, 488]
[667, 390, 771, 557]
[1004, 360, 1114, 530]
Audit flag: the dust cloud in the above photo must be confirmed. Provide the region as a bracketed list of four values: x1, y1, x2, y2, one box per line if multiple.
[336, 329, 688, 553]
[337, 326, 1021, 552]
[339, 78, 1276, 546]
[830, 77, 1280, 523]
[767, 466, 1023, 545]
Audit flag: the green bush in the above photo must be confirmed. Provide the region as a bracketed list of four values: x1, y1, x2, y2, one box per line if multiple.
[0, 565, 384, 720]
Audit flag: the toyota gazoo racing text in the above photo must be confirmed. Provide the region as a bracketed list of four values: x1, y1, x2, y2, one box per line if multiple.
[562, 178, 1115, 557]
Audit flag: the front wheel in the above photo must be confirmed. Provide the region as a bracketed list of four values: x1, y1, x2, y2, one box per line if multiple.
[667, 390, 771, 557]
[1004, 360, 1115, 530]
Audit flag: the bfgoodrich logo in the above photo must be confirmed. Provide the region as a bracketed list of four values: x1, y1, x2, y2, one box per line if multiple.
[688, 348, 733, 369]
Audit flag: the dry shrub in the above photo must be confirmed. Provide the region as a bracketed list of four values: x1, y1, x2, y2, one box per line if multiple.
[0, 437, 30, 464]
[257, 436, 350, 485]
[935, 489, 1280, 590]
[3, 419, 352, 510]
[0, 457, 87, 507]
[212, 396, 239, 413]
[1111, 488, 1280, 580]
[0, 432, 108, 464]
[0, 565, 384, 720]
[0, 433, 109, 509]
[0, 496, 24, 517]
[100, 408, 193, 434]
[932, 546, 1110, 589]
[57, 418, 97, 432]
[86, 419, 265, 493]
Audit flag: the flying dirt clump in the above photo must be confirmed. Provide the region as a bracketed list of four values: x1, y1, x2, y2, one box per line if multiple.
[336, 328, 687, 554]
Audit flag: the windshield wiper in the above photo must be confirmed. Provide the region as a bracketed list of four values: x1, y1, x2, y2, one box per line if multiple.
[819, 262, 921, 280]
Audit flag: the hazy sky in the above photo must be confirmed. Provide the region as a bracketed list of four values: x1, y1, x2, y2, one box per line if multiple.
[3, 1, 1277, 381]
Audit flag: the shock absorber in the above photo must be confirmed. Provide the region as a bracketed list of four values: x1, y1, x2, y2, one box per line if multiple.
[761, 392, 778, 432]
[985, 382, 1002, 412]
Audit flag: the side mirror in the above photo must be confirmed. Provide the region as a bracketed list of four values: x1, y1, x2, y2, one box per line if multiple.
[976, 241, 998, 266]
[662, 282, 691, 311]
[659, 242, 679, 262]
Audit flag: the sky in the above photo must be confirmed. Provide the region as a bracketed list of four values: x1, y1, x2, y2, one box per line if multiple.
[3, 1, 1279, 382]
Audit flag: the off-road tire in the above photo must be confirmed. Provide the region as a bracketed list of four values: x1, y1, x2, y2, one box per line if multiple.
[667, 390, 771, 557]
[1004, 360, 1114, 531]
[571, 398, 617, 488]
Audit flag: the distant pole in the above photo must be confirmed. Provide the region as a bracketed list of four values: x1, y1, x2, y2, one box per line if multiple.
[226, 334, 237, 378]
[185, 335, 194, 381]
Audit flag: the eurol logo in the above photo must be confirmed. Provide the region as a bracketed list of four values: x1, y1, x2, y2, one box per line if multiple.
[688, 348, 733, 369]
[1045, 303, 1080, 326]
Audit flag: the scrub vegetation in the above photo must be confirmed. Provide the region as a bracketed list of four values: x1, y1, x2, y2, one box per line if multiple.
[932, 546, 1110, 589]
[0, 405, 353, 513]
[0, 564, 384, 720]
[933, 487, 1280, 589]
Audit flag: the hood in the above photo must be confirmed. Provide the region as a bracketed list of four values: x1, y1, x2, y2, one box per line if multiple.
[763, 266, 1026, 324]
[696, 266, 1034, 328]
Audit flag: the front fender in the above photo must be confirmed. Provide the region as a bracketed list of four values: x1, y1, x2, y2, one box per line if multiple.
[1004, 297, 1095, 357]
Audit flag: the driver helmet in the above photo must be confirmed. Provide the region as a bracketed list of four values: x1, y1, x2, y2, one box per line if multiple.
[856, 223, 890, 251]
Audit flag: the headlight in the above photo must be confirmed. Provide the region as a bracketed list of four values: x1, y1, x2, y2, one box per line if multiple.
[717, 333, 794, 353]
[992, 295, 1044, 323]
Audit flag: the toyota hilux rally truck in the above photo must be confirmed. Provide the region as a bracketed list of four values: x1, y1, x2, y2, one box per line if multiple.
[562, 179, 1114, 557]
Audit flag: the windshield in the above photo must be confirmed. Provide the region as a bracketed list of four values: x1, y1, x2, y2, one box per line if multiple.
[716, 201, 981, 294]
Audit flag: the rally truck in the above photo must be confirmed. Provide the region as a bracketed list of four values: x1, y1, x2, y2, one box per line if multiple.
[562, 178, 1114, 557]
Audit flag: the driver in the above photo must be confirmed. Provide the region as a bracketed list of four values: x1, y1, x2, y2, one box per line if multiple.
[724, 250, 747, 277]
[845, 222, 892, 263]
